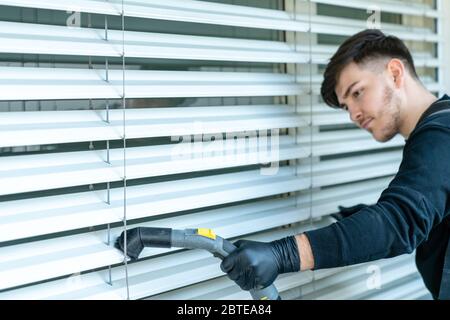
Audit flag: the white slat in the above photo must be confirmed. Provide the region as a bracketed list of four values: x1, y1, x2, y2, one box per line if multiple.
[302, 254, 419, 300]
[311, 0, 439, 18]
[0, 0, 309, 32]
[0, 21, 306, 63]
[0, 67, 302, 101]
[147, 272, 313, 300]
[0, 137, 305, 196]
[300, 150, 402, 187]
[0, 168, 305, 242]
[0, 105, 305, 147]
[298, 130, 405, 156]
[364, 274, 429, 300]
[308, 13, 439, 42]
[0, 0, 440, 41]
[0, 0, 120, 16]
[299, 177, 393, 219]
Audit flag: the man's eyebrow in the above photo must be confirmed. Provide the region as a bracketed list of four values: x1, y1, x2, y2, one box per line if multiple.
[338, 81, 359, 108]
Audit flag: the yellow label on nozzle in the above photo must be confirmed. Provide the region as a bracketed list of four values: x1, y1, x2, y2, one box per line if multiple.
[197, 228, 216, 240]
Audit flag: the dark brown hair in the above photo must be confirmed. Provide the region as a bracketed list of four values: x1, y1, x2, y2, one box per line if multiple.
[320, 29, 419, 108]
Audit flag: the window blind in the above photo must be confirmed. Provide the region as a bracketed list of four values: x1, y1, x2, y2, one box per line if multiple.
[0, 0, 444, 300]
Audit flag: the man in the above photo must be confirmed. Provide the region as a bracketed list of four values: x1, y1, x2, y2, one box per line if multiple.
[220, 29, 450, 300]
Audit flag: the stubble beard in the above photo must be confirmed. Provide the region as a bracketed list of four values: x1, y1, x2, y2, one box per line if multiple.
[374, 85, 402, 142]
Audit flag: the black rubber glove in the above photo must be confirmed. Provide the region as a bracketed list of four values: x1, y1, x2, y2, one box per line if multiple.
[331, 203, 369, 221]
[220, 236, 300, 291]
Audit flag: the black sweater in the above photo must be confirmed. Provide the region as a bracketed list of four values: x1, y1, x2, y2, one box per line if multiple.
[305, 94, 450, 298]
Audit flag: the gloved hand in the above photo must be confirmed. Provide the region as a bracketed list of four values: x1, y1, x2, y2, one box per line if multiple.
[220, 236, 300, 291]
[331, 203, 369, 221]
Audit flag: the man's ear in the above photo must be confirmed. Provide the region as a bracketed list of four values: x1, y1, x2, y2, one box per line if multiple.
[387, 58, 405, 88]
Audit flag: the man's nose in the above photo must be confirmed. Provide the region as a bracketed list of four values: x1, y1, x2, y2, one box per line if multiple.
[349, 107, 363, 124]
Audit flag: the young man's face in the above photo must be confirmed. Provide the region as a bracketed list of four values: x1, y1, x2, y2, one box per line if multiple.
[335, 61, 402, 142]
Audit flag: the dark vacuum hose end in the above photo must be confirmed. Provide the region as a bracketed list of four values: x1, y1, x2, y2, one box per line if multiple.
[115, 227, 173, 261]
[115, 227, 145, 261]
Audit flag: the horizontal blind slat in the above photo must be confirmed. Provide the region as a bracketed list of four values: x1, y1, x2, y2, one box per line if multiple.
[0, 139, 305, 195]
[0, 21, 439, 66]
[0, 168, 306, 241]
[0, 0, 440, 39]
[1, 108, 305, 147]
[0, 67, 305, 100]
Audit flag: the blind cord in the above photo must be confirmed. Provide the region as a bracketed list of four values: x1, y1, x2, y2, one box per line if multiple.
[307, 0, 317, 297]
[121, 0, 130, 300]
